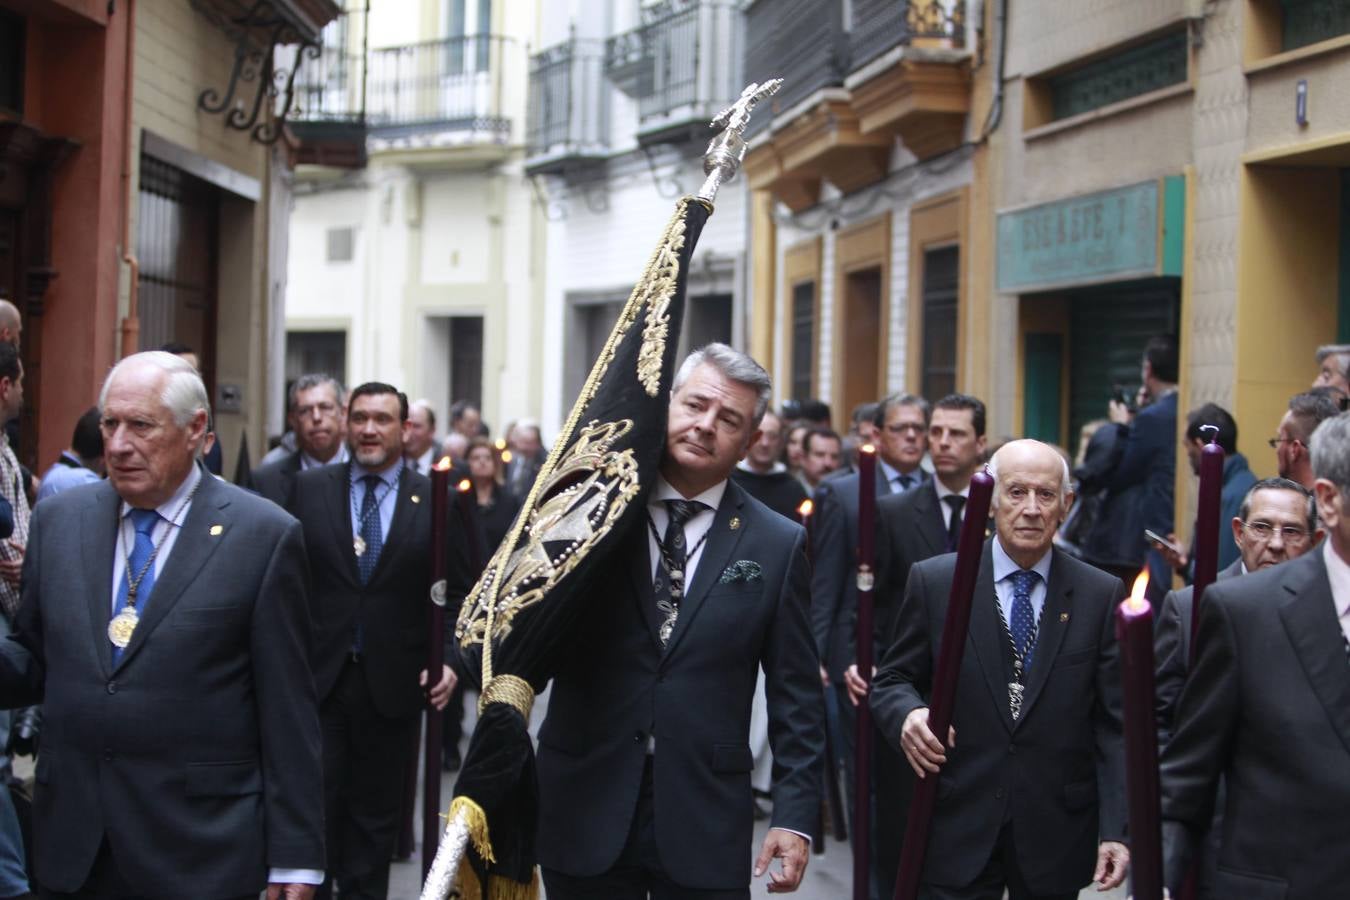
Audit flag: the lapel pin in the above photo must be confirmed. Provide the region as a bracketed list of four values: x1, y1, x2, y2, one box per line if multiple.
[1059, 612, 1069, 623]
[209, 525, 223, 536]
[411, 494, 421, 504]
[729, 516, 741, 531]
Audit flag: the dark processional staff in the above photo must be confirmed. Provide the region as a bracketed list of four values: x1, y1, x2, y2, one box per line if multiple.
[419, 78, 783, 900]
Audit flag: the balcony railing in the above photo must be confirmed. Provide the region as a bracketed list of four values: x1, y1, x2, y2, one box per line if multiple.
[744, 0, 847, 136]
[851, 0, 966, 72]
[525, 37, 609, 172]
[366, 35, 513, 141]
[285, 7, 368, 167]
[603, 0, 742, 142]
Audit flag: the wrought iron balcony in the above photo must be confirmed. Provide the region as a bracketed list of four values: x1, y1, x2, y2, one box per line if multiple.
[851, 0, 966, 72]
[603, 0, 743, 145]
[365, 35, 514, 142]
[743, 0, 848, 137]
[284, 7, 368, 167]
[525, 37, 609, 175]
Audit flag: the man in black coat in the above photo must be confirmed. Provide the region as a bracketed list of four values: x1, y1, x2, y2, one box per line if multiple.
[0, 351, 325, 898]
[536, 344, 824, 899]
[290, 383, 466, 900]
[253, 374, 348, 508]
[811, 393, 929, 831]
[1161, 413, 1350, 900]
[871, 439, 1129, 899]
[852, 393, 987, 898]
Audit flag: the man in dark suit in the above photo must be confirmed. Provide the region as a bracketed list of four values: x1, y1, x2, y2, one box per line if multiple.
[289, 382, 464, 900]
[811, 393, 929, 818]
[850, 393, 987, 897]
[1082, 335, 1179, 599]
[253, 374, 348, 509]
[871, 439, 1129, 899]
[1161, 413, 1350, 900]
[0, 351, 325, 898]
[536, 344, 824, 899]
[1152, 477, 1318, 899]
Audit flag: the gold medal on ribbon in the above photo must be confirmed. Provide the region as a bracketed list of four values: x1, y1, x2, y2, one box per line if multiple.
[354, 535, 367, 557]
[108, 606, 139, 649]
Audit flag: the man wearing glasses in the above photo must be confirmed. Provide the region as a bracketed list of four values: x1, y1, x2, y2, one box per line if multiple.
[1271, 389, 1343, 491]
[1153, 476, 1319, 899]
[254, 374, 349, 509]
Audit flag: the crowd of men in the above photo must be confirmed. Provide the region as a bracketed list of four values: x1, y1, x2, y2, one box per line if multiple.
[0, 314, 1342, 899]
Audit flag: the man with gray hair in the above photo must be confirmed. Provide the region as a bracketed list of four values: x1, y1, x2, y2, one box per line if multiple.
[254, 374, 349, 509]
[1313, 344, 1350, 397]
[1162, 412, 1350, 899]
[0, 351, 325, 897]
[535, 343, 824, 899]
[871, 439, 1130, 898]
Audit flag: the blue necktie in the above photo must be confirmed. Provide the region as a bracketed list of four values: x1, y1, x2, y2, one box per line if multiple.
[357, 475, 384, 585]
[1009, 569, 1039, 665]
[113, 508, 161, 662]
[894, 473, 915, 492]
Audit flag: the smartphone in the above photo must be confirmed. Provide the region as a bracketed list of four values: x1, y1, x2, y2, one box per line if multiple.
[1144, 529, 1182, 554]
[1111, 384, 1136, 412]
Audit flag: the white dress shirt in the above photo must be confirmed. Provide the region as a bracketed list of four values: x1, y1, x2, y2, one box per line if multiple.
[646, 476, 726, 585]
[110, 464, 323, 887]
[933, 477, 971, 530]
[409, 446, 436, 476]
[1323, 541, 1350, 650]
[878, 459, 926, 494]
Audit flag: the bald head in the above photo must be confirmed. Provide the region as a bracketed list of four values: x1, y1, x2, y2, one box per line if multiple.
[0, 301, 21, 349]
[989, 440, 1073, 567]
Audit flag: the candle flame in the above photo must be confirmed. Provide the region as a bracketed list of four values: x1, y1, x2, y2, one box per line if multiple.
[494, 438, 507, 450]
[860, 443, 876, 455]
[798, 499, 813, 517]
[457, 478, 472, 493]
[434, 456, 453, 472]
[501, 449, 513, 464]
[1127, 569, 1150, 612]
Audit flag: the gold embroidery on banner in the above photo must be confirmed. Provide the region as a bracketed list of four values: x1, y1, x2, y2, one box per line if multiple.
[469, 199, 695, 689]
[457, 419, 641, 647]
[635, 213, 688, 397]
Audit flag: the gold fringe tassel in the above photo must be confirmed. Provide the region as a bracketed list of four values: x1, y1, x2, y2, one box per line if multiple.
[445, 797, 539, 900]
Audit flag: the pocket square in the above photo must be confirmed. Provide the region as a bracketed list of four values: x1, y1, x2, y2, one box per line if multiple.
[719, 560, 762, 584]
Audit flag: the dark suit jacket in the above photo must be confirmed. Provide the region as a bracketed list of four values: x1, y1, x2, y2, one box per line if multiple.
[0, 477, 324, 896]
[1154, 558, 1244, 743]
[871, 543, 1126, 894]
[874, 478, 948, 648]
[810, 465, 896, 681]
[1161, 548, 1350, 900]
[535, 481, 824, 889]
[290, 463, 471, 719]
[252, 450, 303, 509]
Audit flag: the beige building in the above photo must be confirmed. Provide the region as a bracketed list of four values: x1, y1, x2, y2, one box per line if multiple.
[986, 0, 1350, 531]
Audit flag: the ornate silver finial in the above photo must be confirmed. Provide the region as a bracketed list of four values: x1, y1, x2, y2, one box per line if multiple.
[696, 79, 783, 204]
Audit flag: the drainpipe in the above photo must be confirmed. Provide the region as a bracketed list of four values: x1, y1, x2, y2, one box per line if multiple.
[118, 0, 140, 359]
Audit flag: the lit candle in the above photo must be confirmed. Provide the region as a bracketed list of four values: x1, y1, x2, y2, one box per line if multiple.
[422, 456, 453, 879]
[893, 468, 995, 900]
[798, 498, 814, 563]
[1116, 571, 1163, 900]
[1189, 425, 1224, 662]
[853, 445, 877, 900]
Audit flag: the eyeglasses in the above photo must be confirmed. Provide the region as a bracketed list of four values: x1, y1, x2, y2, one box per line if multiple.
[1240, 520, 1310, 543]
[1267, 435, 1300, 449]
[884, 423, 925, 436]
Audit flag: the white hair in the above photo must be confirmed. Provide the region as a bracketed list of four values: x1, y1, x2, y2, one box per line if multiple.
[988, 439, 1072, 497]
[672, 343, 772, 427]
[99, 351, 210, 428]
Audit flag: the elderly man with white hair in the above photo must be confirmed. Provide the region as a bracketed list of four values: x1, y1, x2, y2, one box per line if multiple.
[871, 439, 1129, 900]
[0, 351, 325, 898]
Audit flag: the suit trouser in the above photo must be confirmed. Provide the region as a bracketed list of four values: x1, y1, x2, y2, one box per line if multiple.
[317, 659, 419, 900]
[542, 757, 749, 900]
[918, 822, 1077, 900]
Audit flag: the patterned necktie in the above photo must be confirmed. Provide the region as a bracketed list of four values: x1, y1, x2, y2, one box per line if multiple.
[943, 494, 966, 551]
[1009, 568, 1040, 664]
[113, 508, 161, 661]
[357, 475, 384, 585]
[653, 499, 707, 645]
